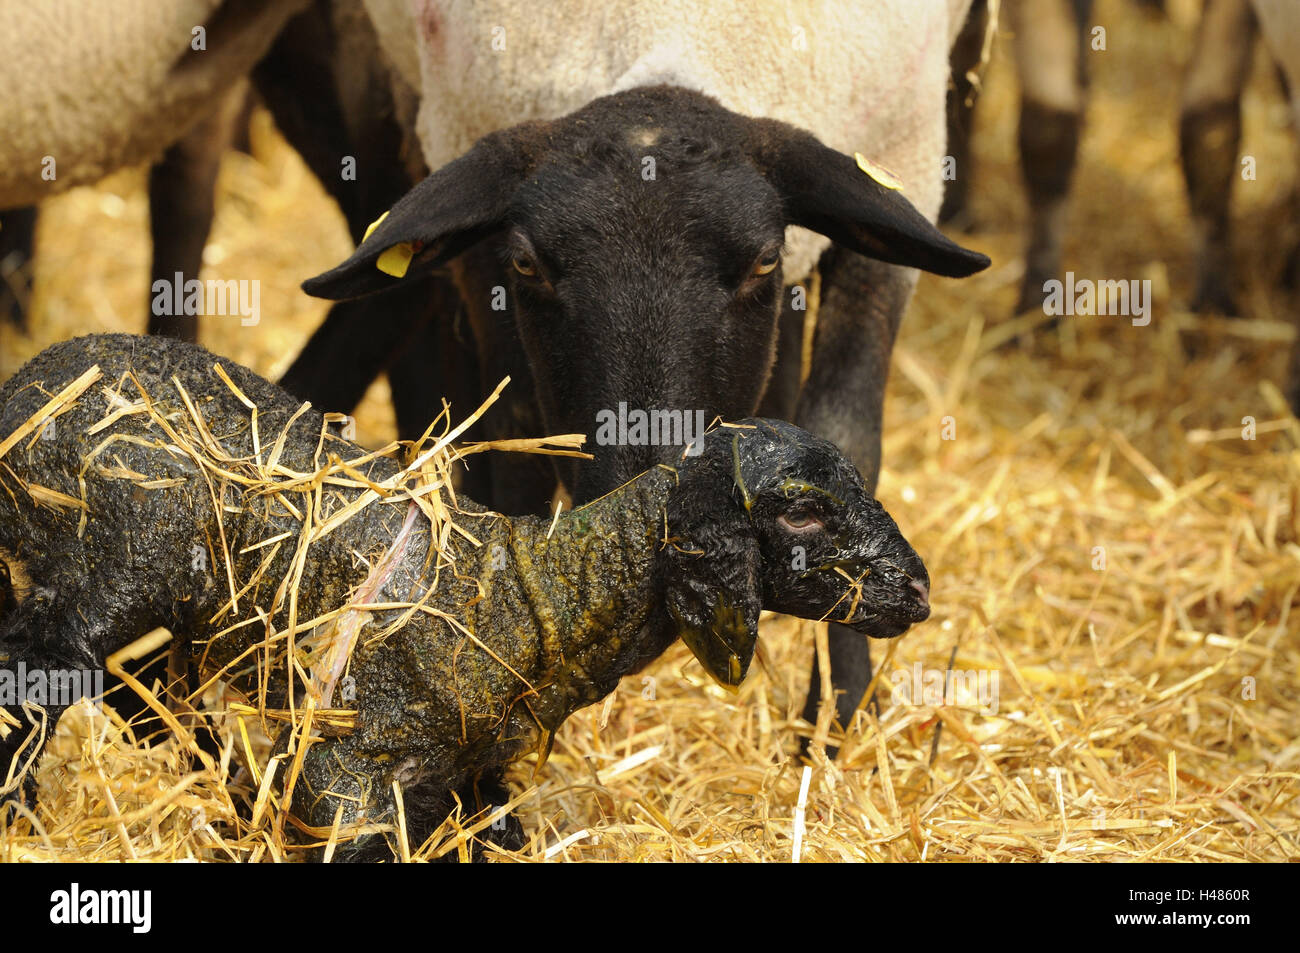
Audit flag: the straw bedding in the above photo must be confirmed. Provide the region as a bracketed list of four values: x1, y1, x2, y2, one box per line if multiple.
[1, 0, 1297, 860]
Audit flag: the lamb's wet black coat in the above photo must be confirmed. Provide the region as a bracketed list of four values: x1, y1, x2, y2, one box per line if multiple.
[0, 334, 928, 860]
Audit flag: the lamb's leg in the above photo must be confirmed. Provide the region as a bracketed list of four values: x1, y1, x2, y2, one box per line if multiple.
[295, 737, 459, 863]
[1, 582, 165, 806]
[459, 767, 526, 857]
[1179, 0, 1256, 317]
[1009, 0, 1091, 317]
[294, 737, 394, 862]
[794, 248, 914, 755]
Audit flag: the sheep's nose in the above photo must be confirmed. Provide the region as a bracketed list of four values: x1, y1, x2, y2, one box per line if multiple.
[909, 579, 930, 610]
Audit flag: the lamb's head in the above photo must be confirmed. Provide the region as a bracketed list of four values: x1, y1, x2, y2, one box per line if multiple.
[302, 85, 990, 504]
[662, 419, 929, 690]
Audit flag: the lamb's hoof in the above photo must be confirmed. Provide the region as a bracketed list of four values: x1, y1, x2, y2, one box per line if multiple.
[479, 807, 526, 856]
[0, 743, 38, 817]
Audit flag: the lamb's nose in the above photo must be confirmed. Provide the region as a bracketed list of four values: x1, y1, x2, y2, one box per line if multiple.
[909, 579, 930, 609]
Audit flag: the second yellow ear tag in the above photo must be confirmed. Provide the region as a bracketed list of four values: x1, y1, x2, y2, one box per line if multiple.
[363, 211, 389, 241]
[362, 210, 417, 278]
[854, 152, 905, 191]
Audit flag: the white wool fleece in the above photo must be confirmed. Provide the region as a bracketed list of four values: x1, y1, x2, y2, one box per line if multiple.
[0, 0, 309, 209]
[363, 0, 973, 283]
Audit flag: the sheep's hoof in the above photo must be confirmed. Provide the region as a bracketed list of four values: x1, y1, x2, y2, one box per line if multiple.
[1014, 270, 1055, 320]
[0, 752, 38, 818]
[1188, 279, 1239, 319]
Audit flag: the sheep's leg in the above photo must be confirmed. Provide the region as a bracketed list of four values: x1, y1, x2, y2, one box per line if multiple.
[756, 290, 807, 421]
[386, 275, 480, 445]
[1009, 0, 1091, 316]
[939, 0, 992, 227]
[146, 83, 250, 341]
[794, 249, 915, 753]
[453, 246, 558, 515]
[799, 625, 874, 758]
[0, 206, 37, 330]
[295, 738, 459, 863]
[294, 737, 396, 862]
[1179, 0, 1256, 317]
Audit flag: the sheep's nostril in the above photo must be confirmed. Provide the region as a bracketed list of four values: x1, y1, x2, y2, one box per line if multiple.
[909, 579, 930, 609]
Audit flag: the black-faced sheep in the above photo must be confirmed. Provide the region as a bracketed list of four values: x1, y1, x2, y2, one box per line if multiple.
[0, 333, 931, 861]
[304, 47, 989, 738]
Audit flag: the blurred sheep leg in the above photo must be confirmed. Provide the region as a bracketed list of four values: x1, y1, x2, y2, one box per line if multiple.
[1010, 0, 1092, 315]
[147, 83, 252, 340]
[0, 207, 37, 330]
[1251, 0, 1300, 413]
[1179, 0, 1257, 317]
[940, 0, 992, 226]
[794, 249, 912, 751]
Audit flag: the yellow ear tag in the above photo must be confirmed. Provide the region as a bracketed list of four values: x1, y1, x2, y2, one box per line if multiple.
[854, 152, 905, 191]
[362, 210, 417, 278]
[363, 210, 389, 241]
[376, 242, 416, 278]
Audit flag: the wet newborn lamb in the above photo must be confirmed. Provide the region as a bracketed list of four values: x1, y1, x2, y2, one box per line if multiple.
[0, 334, 930, 860]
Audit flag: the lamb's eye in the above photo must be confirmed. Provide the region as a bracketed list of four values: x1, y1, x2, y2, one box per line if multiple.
[512, 255, 537, 277]
[778, 510, 823, 533]
[753, 252, 780, 276]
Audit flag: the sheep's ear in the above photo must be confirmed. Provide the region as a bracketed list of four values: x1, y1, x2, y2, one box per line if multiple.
[752, 124, 991, 278]
[662, 466, 762, 691]
[302, 123, 548, 300]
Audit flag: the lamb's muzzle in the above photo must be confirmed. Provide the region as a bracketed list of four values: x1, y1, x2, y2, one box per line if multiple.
[663, 418, 930, 688]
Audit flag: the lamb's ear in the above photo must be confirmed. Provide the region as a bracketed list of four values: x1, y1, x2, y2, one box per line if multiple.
[750, 122, 991, 278]
[662, 466, 762, 691]
[302, 122, 549, 300]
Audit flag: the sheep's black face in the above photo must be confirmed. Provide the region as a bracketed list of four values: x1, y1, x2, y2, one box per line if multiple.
[302, 85, 990, 511]
[734, 420, 931, 640]
[665, 419, 929, 690]
[504, 132, 787, 505]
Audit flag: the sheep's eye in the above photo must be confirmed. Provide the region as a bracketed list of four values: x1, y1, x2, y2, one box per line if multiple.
[778, 510, 824, 533]
[512, 255, 537, 277]
[753, 252, 780, 277]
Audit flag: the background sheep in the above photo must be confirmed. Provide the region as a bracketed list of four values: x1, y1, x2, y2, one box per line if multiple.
[0, 334, 930, 860]
[1181, 0, 1300, 410]
[0, 0, 307, 209]
[0, 0, 464, 444]
[309, 0, 988, 743]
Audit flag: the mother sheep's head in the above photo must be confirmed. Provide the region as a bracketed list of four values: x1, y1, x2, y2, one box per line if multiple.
[303, 85, 989, 503]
